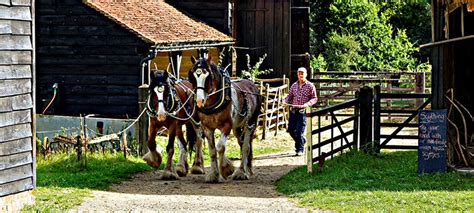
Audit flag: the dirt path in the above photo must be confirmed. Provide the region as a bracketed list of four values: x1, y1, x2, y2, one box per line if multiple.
[75, 152, 312, 212]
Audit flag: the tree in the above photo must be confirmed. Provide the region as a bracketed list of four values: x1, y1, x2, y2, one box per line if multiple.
[310, 0, 430, 71]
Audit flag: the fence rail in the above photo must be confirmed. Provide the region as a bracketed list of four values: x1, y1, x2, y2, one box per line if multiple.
[310, 71, 430, 108]
[305, 98, 360, 173]
[374, 85, 432, 150]
[255, 76, 289, 139]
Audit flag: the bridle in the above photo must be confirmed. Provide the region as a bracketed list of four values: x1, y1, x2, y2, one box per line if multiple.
[191, 60, 232, 114]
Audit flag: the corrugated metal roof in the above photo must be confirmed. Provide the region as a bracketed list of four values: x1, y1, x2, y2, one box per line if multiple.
[83, 0, 234, 51]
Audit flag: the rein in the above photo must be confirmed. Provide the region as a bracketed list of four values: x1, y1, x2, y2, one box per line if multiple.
[146, 80, 196, 121]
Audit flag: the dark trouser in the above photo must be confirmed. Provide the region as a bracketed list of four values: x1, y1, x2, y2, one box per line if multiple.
[288, 109, 306, 153]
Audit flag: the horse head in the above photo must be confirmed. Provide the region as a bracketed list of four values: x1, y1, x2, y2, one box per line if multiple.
[149, 69, 173, 122]
[189, 56, 217, 108]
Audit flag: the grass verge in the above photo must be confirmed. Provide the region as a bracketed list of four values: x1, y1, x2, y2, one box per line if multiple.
[23, 153, 152, 211]
[276, 150, 474, 211]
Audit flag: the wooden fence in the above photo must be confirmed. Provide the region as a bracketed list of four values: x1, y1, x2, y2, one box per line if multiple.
[40, 117, 131, 162]
[310, 71, 430, 109]
[255, 76, 290, 139]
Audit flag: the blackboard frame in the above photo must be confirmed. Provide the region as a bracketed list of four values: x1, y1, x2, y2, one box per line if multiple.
[418, 109, 448, 174]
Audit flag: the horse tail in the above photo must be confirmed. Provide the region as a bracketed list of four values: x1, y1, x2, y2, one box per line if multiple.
[186, 122, 196, 159]
[248, 86, 263, 172]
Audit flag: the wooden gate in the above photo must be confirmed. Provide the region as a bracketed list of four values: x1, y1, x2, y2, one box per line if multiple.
[374, 85, 432, 150]
[304, 86, 374, 173]
[256, 76, 289, 139]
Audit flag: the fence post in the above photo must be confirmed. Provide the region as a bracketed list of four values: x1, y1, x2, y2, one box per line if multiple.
[123, 133, 128, 159]
[373, 85, 381, 153]
[314, 72, 321, 103]
[415, 72, 426, 107]
[305, 112, 313, 173]
[43, 136, 49, 159]
[359, 86, 373, 153]
[137, 85, 149, 156]
[354, 92, 360, 151]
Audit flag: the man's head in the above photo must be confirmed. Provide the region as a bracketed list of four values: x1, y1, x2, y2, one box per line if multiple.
[297, 67, 307, 83]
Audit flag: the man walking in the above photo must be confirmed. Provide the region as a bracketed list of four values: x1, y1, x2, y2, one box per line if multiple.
[284, 67, 318, 156]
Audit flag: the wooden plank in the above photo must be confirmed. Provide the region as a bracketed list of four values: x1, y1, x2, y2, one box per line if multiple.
[0, 35, 32, 50]
[0, 152, 32, 170]
[0, 164, 33, 184]
[36, 64, 139, 75]
[37, 45, 139, 55]
[0, 177, 33, 197]
[38, 75, 138, 87]
[0, 94, 33, 112]
[0, 138, 32, 156]
[0, 0, 10, 6]
[0, 6, 32, 20]
[0, 109, 31, 127]
[0, 65, 31, 79]
[0, 51, 31, 65]
[88, 133, 119, 145]
[37, 54, 142, 65]
[0, 123, 32, 142]
[0, 79, 31, 97]
[39, 6, 95, 16]
[11, 0, 31, 6]
[0, 20, 30, 34]
[282, 0, 290, 76]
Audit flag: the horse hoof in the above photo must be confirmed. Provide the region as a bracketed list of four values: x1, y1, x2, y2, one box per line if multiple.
[220, 159, 235, 179]
[230, 169, 249, 180]
[161, 170, 179, 180]
[205, 172, 223, 183]
[143, 152, 162, 169]
[190, 165, 205, 175]
[175, 164, 188, 177]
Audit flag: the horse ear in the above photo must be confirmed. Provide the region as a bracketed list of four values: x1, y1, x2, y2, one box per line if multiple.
[149, 70, 155, 85]
[191, 56, 197, 65]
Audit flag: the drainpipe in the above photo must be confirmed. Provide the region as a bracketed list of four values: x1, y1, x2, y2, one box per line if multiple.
[137, 48, 156, 156]
[140, 48, 157, 86]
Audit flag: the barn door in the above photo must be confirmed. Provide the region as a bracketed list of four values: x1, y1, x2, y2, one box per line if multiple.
[235, 0, 290, 78]
[290, 0, 310, 82]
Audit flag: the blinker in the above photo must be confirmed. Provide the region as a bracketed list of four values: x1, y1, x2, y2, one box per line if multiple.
[157, 86, 164, 93]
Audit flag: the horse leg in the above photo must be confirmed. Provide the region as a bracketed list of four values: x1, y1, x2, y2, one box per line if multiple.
[175, 126, 189, 177]
[204, 128, 224, 183]
[231, 123, 256, 180]
[143, 119, 162, 168]
[161, 125, 179, 180]
[217, 126, 235, 179]
[191, 127, 205, 174]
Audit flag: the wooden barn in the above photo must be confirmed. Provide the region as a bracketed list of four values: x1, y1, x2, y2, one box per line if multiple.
[167, 0, 310, 81]
[0, 0, 36, 210]
[425, 0, 474, 166]
[36, 0, 233, 117]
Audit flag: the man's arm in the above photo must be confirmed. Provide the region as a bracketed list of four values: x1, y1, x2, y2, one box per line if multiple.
[284, 84, 295, 104]
[304, 84, 318, 107]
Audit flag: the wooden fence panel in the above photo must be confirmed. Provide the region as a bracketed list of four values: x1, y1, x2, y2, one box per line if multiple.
[255, 76, 289, 139]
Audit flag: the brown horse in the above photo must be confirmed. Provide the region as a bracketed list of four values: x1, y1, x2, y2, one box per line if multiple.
[188, 57, 262, 183]
[143, 69, 205, 180]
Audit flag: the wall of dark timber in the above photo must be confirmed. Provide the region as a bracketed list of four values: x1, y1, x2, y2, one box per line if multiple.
[36, 0, 150, 117]
[166, 0, 229, 34]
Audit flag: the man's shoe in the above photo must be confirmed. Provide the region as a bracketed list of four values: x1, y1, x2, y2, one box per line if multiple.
[295, 151, 303, 156]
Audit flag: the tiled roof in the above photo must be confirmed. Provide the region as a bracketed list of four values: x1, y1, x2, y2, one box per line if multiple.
[83, 0, 234, 50]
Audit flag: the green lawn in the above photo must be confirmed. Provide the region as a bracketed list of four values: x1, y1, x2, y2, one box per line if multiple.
[23, 153, 152, 212]
[24, 132, 290, 211]
[276, 151, 474, 212]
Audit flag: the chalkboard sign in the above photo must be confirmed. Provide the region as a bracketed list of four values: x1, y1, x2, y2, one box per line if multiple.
[418, 109, 447, 173]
